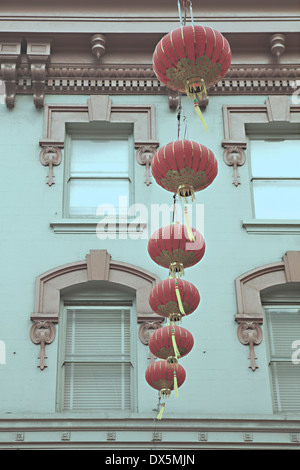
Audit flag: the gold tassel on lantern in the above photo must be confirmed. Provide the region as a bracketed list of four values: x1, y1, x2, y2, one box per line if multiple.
[184, 206, 195, 242]
[171, 327, 181, 360]
[156, 402, 165, 420]
[173, 371, 178, 398]
[175, 280, 186, 317]
[193, 99, 208, 133]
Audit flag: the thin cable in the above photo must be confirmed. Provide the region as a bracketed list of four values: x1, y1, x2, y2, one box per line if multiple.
[176, 93, 182, 140]
[177, 0, 183, 26]
[189, 0, 194, 25]
[172, 194, 177, 223]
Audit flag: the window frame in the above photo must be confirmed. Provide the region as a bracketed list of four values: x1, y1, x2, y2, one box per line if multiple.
[248, 134, 300, 220]
[56, 300, 138, 413]
[263, 301, 300, 413]
[63, 125, 135, 219]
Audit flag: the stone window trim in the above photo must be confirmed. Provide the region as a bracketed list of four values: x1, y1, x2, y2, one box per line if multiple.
[222, 95, 300, 187]
[222, 96, 300, 234]
[30, 249, 162, 370]
[39, 94, 159, 187]
[234, 251, 300, 371]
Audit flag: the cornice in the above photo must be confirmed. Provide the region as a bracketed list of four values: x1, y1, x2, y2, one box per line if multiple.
[13, 63, 300, 98]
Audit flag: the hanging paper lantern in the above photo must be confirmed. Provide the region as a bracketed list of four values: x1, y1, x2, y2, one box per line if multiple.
[145, 360, 186, 398]
[147, 223, 205, 277]
[153, 25, 231, 101]
[149, 325, 194, 363]
[153, 25, 231, 128]
[151, 139, 217, 202]
[149, 277, 200, 323]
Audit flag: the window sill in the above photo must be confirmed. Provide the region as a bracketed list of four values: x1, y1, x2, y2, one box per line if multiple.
[242, 219, 300, 235]
[50, 219, 147, 234]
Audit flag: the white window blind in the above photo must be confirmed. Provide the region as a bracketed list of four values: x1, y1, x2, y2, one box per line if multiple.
[63, 308, 132, 411]
[250, 139, 300, 219]
[265, 306, 300, 413]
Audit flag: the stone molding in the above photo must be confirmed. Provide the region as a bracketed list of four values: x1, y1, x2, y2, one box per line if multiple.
[1, 62, 300, 108]
[30, 249, 161, 369]
[38, 95, 159, 187]
[234, 251, 300, 371]
[0, 38, 22, 108]
[2, 415, 300, 449]
[222, 96, 300, 185]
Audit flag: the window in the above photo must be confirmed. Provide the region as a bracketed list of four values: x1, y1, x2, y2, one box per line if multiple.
[57, 304, 136, 412]
[64, 126, 134, 217]
[250, 138, 300, 219]
[264, 304, 300, 413]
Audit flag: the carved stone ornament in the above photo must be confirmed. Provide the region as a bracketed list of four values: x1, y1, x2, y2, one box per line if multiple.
[30, 321, 56, 370]
[223, 146, 246, 186]
[26, 38, 51, 108]
[40, 146, 62, 186]
[136, 145, 159, 186]
[91, 34, 106, 59]
[138, 321, 162, 345]
[237, 322, 263, 371]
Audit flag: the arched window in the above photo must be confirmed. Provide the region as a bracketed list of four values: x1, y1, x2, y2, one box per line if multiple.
[30, 250, 162, 411]
[235, 251, 300, 412]
[261, 282, 300, 413]
[57, 281, 136, 412]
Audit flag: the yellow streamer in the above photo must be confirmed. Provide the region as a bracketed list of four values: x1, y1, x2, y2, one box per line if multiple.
[175, 281, 186, 316]
[193, 99, 208, 133]
[173, 371, 178, 398]
[184, 206, 195, 242]
[171, 327, 181, 360]
[156, 402, 165, 420]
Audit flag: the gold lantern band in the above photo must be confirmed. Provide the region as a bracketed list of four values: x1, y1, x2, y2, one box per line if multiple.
[178, 184, 195, 202]
[169, 262, 184, 278]
[159, 388, 171, 399]
[185, 77, 207, 100]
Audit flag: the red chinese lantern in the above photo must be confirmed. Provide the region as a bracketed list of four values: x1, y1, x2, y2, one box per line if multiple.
[153, 24, 231, 110]
[149, 325, 194, 364]
[146, 359, 186, 396]
[151, 139, 218, 202]
[147, 223, 205, 277]
[145, 361, 186, 419]
[149, 277, 200, 323]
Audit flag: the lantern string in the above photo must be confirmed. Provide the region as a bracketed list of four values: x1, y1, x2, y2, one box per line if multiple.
[172, 194, 177, 223]
[189, 1, 194, 25]
[177, 1, 183, 26]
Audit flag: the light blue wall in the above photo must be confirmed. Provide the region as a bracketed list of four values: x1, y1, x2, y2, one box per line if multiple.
[0, 93, 296, 417]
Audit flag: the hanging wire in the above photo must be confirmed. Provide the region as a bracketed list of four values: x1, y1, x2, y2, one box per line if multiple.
[172, 193, 177, 223]
[177, 0, 194, 26]
[176, 93, 182, 140]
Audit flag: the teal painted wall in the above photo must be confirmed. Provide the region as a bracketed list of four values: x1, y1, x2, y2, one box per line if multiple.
[0, 93, 296, 417]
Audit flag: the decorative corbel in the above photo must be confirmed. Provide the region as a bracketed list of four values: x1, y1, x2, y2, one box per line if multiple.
[0, 40, 22, 108]
[136, 144, 159, 186]
[237, 321, 263, 371]
[40, 146, 62, 186]
[30, 321, 56, 370]
[26, 39, 51, 108]
[139, 321, 163, 364]
[223, 145, 246, 186]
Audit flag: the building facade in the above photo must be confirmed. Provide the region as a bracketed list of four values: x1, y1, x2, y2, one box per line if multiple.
[0, 0, 300, 450]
